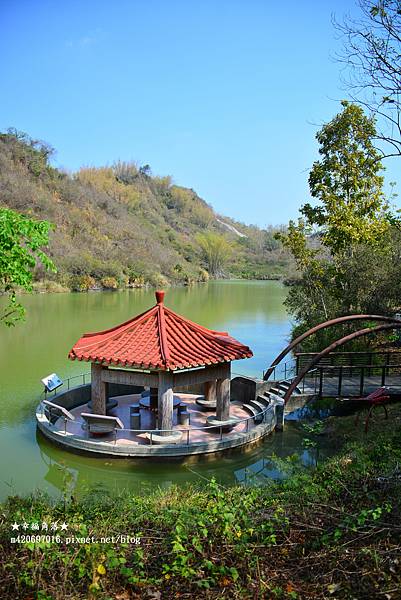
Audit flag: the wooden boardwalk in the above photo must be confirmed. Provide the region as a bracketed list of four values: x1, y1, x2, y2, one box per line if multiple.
[301, 374, 401, 398]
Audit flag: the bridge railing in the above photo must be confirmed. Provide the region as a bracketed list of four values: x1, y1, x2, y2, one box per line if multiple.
[295, 350, 401, 375]
[304, 362, 401, 397]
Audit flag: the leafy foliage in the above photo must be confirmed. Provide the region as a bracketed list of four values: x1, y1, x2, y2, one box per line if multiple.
[196, 231, 232, 277]
[305, 101, 388, 254]
[278, 102, 400, 347]
[0, 207, 55, 325]
[1, 404, 401, 599]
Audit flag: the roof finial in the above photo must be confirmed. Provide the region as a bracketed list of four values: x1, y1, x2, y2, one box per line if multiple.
[155, 290, 165, 304]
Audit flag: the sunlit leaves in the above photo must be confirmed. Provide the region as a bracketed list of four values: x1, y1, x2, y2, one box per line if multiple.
[0, 207, 56, 326]
[197, 232, 232, 277]
[278, 102, 397, 332]
[307, 101, 389, 255]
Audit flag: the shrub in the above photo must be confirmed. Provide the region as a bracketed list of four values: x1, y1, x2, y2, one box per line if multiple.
[70, 275, 96, 292]
[101, 276, 119, 290]
[198, 268, 209, 282]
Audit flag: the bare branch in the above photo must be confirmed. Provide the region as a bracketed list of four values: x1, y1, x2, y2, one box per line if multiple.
[334, 1, 401, 158]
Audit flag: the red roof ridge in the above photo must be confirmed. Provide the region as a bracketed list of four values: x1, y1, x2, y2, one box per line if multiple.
[157, 301, 171, 367]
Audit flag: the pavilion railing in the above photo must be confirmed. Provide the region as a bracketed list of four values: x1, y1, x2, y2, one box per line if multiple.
[46, 370, 268, 397]
[42, 372, 91, 397]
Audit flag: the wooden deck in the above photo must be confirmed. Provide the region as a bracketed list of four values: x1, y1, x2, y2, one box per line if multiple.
[59, 392, 253, 446]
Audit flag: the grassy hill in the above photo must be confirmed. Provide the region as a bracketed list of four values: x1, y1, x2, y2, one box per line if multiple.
[0, 130, 292, 291]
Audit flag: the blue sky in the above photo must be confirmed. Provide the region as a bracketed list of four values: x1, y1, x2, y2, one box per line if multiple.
[1, 0, 399, 227]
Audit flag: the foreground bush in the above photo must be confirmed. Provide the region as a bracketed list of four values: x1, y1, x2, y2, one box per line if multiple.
[1, 407, 401, 599]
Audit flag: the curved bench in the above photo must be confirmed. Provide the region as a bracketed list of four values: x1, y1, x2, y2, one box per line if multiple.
[195, 397, 216, 411]
[145, 430, 183, 445]
[205, 415, 240, 432]
[81, 412, 123, 435]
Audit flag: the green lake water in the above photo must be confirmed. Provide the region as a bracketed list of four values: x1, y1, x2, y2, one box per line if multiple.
[0, 280, 327, 500]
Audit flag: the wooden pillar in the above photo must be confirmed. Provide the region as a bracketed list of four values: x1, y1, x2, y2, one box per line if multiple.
[158, 371, 174, 435]
[150, 387, 158, 411]
[91, 363, 106, 415]
[216, 363, 231, 421]
[204, 380, 217, 403]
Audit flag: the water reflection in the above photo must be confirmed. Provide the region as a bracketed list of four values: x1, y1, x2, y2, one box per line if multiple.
[36, 418, 336, 499]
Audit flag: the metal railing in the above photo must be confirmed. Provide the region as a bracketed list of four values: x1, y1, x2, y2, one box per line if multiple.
[263, 359, 296, 382]
[42, 372, 91, 397]
[46, 370, 261, 397]
[307, 363, 401, 398]
[266, 367, 319, 397]
[295, 349, 401, 374]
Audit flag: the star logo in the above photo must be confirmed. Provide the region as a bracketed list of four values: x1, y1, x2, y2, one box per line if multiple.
[11, 522, 19, 530]
[60, 522, 68, 531]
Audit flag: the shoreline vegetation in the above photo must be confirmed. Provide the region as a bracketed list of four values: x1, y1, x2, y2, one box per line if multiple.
[1, 404, 400, 599]
[27, 274, 284, 295]
[0, 130, 293, 296]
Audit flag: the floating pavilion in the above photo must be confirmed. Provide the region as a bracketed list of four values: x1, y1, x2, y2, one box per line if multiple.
[69, 290, 253, 431]
[36, 291, 285, 457]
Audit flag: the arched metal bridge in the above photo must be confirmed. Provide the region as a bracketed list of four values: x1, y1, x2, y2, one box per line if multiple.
[263, 315, 401, 404]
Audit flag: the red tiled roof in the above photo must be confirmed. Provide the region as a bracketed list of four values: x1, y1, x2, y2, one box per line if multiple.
[68, 290, 253, 371]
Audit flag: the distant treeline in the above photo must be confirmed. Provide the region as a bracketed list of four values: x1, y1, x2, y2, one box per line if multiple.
[0, 129, 293, 292]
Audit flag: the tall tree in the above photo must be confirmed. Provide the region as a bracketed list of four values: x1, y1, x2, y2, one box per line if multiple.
[0, 207, 56, 326]
[277, 102, 395, 342]
[335, 0, 401, 157]
[197, 232, 232, 277]
[303, 101, 388, 256]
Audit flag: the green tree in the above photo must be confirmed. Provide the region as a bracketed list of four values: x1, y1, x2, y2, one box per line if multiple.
[0, 207, 56, 326]
[278, 102, 396, 345]
[197, 231, 232, 277]
[303, 101, 388, 256]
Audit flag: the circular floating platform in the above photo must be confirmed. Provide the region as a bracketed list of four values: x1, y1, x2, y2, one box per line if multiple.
[35, 385, 281, 458]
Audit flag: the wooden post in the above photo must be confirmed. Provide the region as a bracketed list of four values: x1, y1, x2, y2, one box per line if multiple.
[150, 387, 158, 411]
[216, 363, 231, 421]
[91, 363, 106, 415]
[318, 367, 323, 398]
[338, 365, 343, 397]
[359, 366, 365, 396]
[158, 371, 174, 435]
[204, 380, 217, 403]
